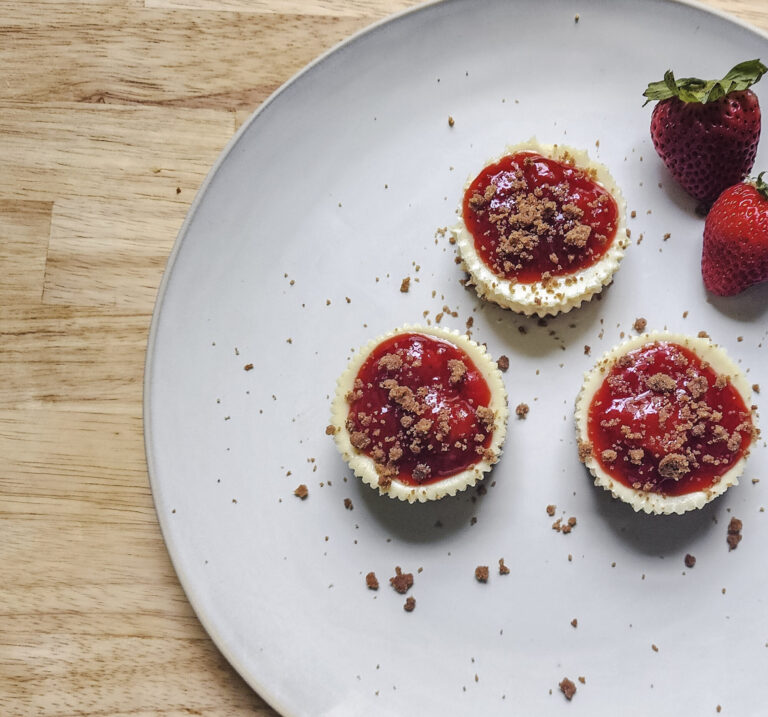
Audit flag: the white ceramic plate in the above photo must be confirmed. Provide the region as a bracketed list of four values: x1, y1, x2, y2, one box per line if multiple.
[145, 1, 768, 714]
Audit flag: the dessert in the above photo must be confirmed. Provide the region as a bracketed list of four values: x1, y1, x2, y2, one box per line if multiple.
[329, 325, 508, 502]
[452, 138, 627, 316]
[575, 331, 756, 514]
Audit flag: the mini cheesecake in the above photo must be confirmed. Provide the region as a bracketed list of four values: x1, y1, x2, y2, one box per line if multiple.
[452, 138, 628, 316]
[575, 331, 757, 515]
[329, 325, 508, 502]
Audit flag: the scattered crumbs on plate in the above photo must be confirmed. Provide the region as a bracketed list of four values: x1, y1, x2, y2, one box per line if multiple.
[727, 517, 743, 550]
[389, 567, 413, 594]
[559, 677, 576, 701]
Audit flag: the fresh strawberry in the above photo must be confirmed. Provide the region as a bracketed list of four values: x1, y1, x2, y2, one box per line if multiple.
[644, 60, 766, 205]
[702, 174, 768, 295]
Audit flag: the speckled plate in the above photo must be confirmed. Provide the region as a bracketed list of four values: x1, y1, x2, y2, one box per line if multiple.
[144, 1, 768, 714]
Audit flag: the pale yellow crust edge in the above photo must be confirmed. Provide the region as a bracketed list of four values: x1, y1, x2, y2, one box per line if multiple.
[452, 137, 628, 317]
[329, 324, 509, 503]
[574, 331, 756, 515]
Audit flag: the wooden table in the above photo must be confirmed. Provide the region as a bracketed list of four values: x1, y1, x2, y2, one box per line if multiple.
[1, 0, 766, 714]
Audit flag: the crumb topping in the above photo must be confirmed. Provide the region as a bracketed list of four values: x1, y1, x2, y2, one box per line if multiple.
[293, 484, 308, 499]
[366, 572, 379, 590]
[633, 317, 647, 333]
[588, 341, 753, 495]
[497, 355, 510, 372]
[403, 596, 416, 612]
[463, 151, 619, 283]
[515, 402, 530, 419]
[475, 565, 489, 583]
[345, 333, 499, 485]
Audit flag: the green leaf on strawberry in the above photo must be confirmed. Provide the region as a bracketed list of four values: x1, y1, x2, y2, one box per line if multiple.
[643, 59, 767, 105]
[754, 171, 768, 201]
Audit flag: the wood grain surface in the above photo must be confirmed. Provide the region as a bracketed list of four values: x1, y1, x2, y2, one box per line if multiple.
[1, 1, 766, 714]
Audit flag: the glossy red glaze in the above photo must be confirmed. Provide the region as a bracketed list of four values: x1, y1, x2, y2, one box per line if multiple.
[588, 342, 753, 496]
[347, 333, 493, 485]
[462, 151, 619, 283]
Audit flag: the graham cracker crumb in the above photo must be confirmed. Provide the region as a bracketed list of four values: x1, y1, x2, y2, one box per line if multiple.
[727, 517, 742, 551]
[244, 363, 254, 371]
[475, 565, 489, 583]
[658, 453, 690, 481]
[404, 596, 416, 612]
[546, 504, 556, 517]
[684, 553, 696, 568]
[578, 676, 586, 685]
[325, 424, 337, 436]
[577, 439, 593, 463]
[498, 558, 510, 575]
[389, 566, 414, 594]
[400, 277, 411, 293]
[632, 317, 647, 333]
[559, 677, 576, 701]
[448, 115, 455, 127]
[571, 618, 578, 628]
[344, 498, 353, 510]
[646, 372, 676, 392]
[497, 355, 510, 372]
[293, 484, 308, 499]
[366, 572, 379, 590]
[515, 402, 530, 419]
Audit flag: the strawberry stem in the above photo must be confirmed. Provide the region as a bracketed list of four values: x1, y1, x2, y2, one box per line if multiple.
[643, 59, 767, 105]
[754, 172, 768, 202]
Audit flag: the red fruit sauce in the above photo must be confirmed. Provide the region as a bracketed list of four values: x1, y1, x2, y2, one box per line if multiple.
[462, 151, 619, 283]
[346, 333, 495, 485]
[588, 341, 753, 496]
